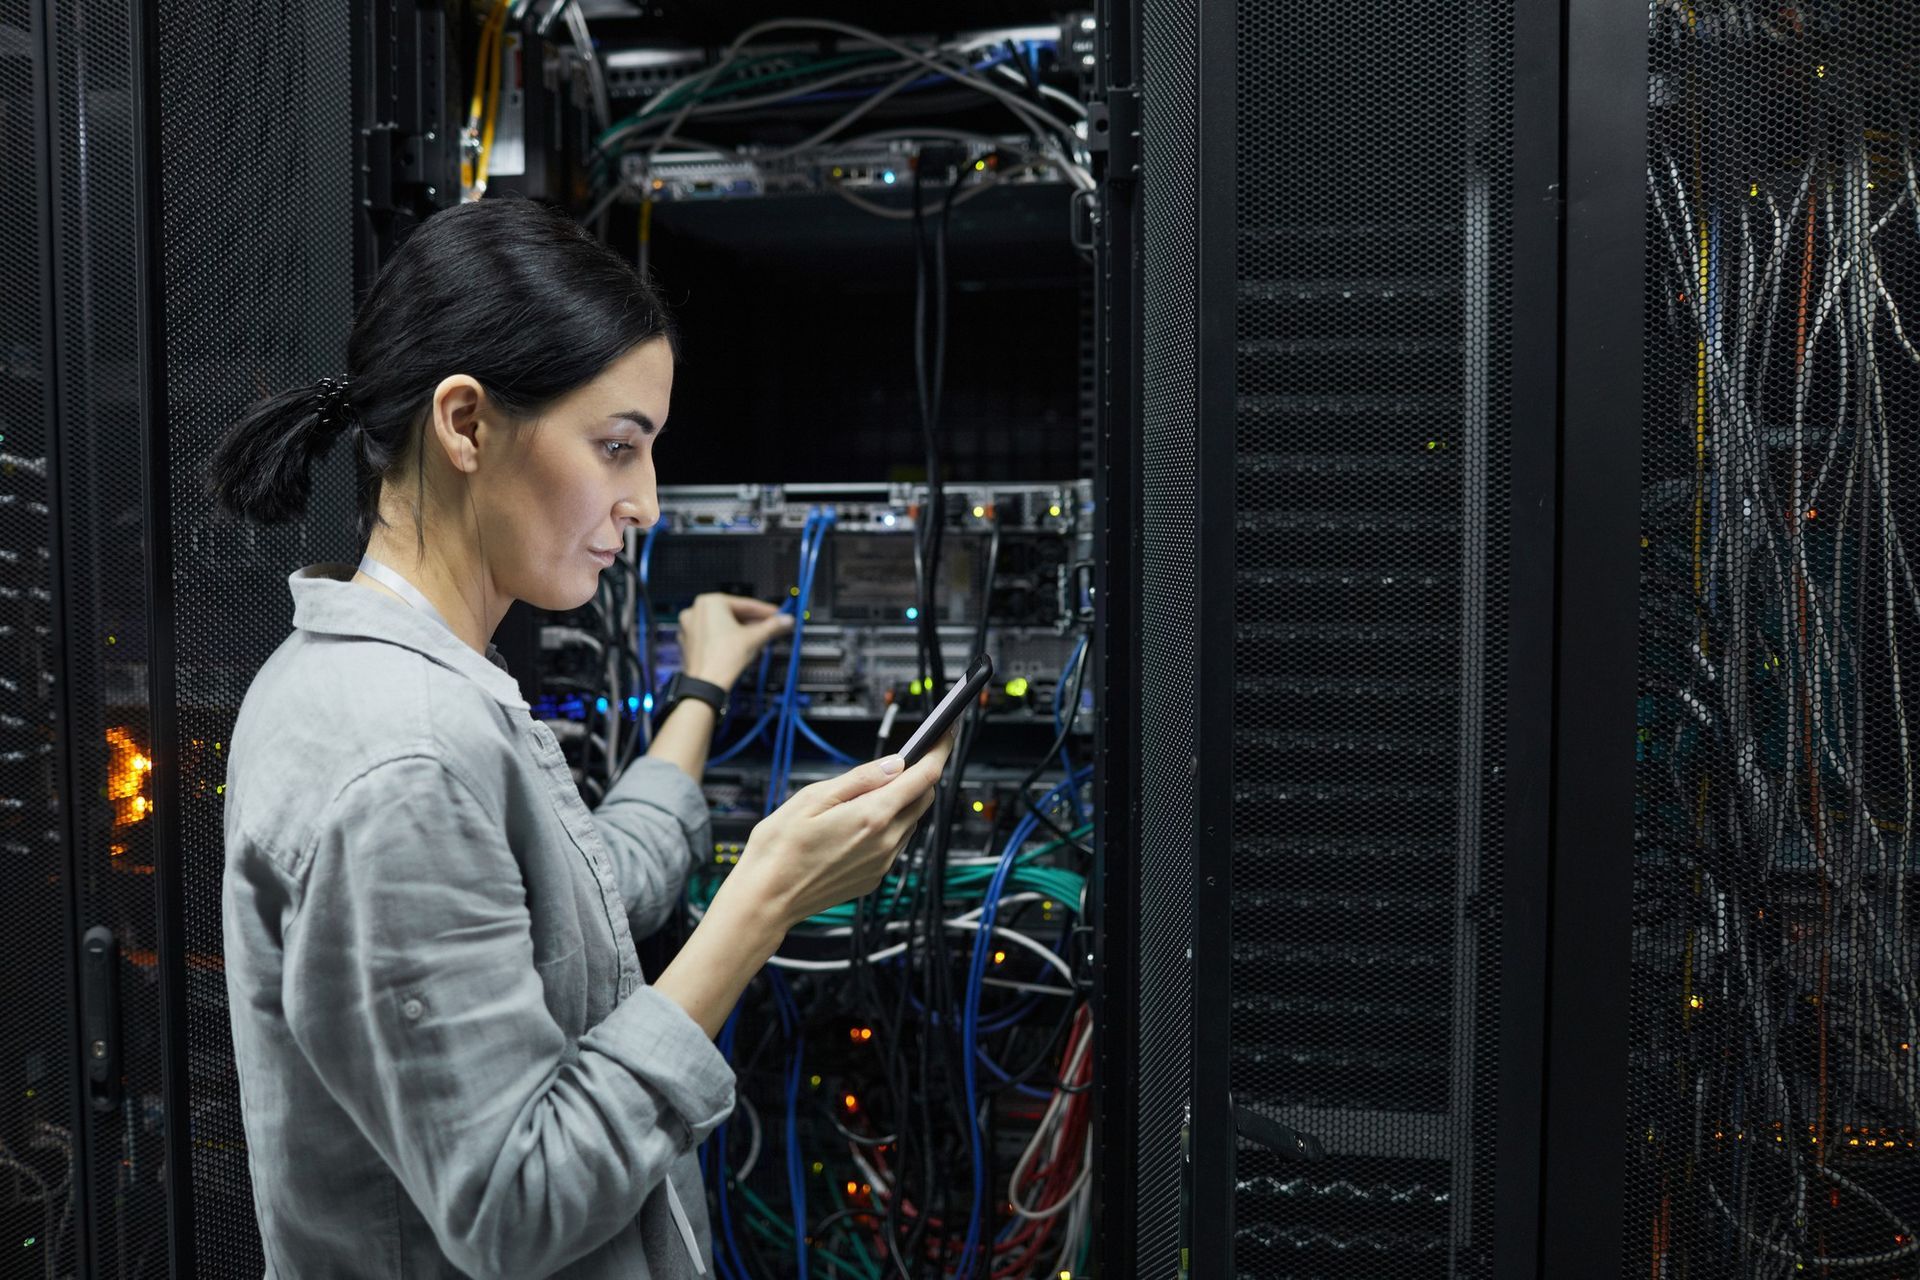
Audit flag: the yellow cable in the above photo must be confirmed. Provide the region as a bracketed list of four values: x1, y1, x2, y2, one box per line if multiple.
[1693, 210, 1707, 612]
[463, 0, 509, 197]
[461, 12, 495, 190]
[475, 1, 510, 194]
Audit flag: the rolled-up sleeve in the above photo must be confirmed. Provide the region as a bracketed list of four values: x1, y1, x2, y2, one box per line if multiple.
[593, 756, 711, 938]
[281, 754, 733, 1280]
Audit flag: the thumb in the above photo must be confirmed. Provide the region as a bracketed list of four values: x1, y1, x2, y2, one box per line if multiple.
[805, 755, 906, 809]
[756, 612, 796, 642]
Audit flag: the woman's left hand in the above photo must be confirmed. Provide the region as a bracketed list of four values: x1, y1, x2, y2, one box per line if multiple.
[674, 593, 794, 690]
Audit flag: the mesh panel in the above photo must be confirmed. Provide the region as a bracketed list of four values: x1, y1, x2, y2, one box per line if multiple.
[45, 0, 169, 1269]
[1627, 7, 1920, 1272]
[1137, 0, 1200, 1268]
[155, 2, 358, 1274]
[1230, 1, 1513, 1275]
[0, 7, 78, 1278]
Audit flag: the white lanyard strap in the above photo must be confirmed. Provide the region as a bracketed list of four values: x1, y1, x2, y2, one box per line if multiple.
[357, 554, 454, 633]
[663, 1174, 707, 1274]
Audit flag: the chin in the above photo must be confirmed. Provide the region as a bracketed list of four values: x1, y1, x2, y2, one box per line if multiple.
[518, 566, 602, 613]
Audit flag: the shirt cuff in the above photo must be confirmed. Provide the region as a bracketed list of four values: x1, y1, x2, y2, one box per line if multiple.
[584, 985, 735, 1152]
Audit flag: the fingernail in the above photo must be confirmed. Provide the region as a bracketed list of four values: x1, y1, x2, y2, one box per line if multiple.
[775, 613, 795, 627]
[879, 755, 904, 775]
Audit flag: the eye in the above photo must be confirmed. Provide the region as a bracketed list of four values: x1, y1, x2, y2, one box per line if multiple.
[602, 440, 634, 459]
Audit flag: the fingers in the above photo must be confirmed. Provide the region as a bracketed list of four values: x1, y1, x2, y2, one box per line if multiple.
[887, 785, 939, 842]
[849, 730, 955, 822]
[753, 613, 796, 642]
[897, 730, 956, 794]
[708, 593, 783, 621]
[803, 754, 911, 809]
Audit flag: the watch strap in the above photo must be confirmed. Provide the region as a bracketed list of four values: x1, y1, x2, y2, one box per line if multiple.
[661, 671, 728, 720]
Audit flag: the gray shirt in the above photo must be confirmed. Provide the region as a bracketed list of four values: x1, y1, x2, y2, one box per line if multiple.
[222, 564, 734, 1279]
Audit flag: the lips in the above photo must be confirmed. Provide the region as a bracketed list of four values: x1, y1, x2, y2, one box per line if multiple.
[588, 547, 619, 568]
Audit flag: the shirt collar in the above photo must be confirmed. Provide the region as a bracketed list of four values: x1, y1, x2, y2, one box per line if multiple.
[288, 564, 530, 710]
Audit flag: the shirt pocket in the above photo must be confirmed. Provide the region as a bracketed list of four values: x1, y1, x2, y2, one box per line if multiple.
[534, 945, 588, 1041]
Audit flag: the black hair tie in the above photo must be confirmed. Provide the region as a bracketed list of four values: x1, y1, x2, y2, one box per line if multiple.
[312, 376, 355, 434]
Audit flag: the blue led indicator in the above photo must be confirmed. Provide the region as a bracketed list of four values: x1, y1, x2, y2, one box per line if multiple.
[628, 696, 640, 712]
[643, 693, 655, 712]
[882, 171, 897, 185]
[596, 697, 609, 714]
[905, 606, 919, 620]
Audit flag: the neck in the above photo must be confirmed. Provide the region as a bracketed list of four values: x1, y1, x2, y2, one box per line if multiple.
[357, 519, 506, 656]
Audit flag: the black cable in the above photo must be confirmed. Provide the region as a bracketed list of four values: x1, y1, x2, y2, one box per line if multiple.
[885, 852, 935, 1279]
[996, 629, 1093, 854]
[979, 902, 1088, 1098]
[910, 162, 945, 705]
[813, 1207, 886, 1247]
[615, 645, 649, 772]
[826, 1106, 897, 1148]
[972, 518, 1000, 661]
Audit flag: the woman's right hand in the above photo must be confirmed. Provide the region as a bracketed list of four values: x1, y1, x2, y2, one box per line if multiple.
[727, 735, 955, 932]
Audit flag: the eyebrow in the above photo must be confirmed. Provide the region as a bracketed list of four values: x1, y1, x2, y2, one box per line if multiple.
[610, 410, 660, 433]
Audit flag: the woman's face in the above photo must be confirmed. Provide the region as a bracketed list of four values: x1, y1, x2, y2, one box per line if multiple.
[475, 338, 673, 612]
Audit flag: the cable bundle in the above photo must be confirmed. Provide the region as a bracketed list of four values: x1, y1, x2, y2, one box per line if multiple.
[581, 20, 1094, 227]
[691, 657, 1095, 1279]
[1637, 5, 1920, 1266]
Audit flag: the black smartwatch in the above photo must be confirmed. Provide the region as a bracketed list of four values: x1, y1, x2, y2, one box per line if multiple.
[658, 671, 729, 723]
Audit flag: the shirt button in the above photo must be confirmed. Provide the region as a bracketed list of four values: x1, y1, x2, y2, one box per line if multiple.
[402, 998, 425, 1021]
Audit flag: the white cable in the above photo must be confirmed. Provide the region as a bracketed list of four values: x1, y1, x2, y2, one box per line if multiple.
[733, 1093, 763, 1180]
[1048, 1150, 1093, 1276]
[989, 61, 1088, 118]
[1006, 1015, 1093, 1220]
[762, 917, 1071, 979]
[982, 976, 1076, 997]
[561, 2, 610, 128]
[849, 1146, 890, 1198]
[616, 25, 1055, 141]
[622, 20, 1078, 171]
[947, 917, 1076, 984]
[687, 892, 1078, 977]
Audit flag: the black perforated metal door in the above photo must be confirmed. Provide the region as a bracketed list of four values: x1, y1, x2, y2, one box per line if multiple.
[1625, 4, 1920, 1272]
[1224, 4, 1514, 1273]
[1135, 0, 1201, 1272]
[1161, 0, 1541, 1275]
[2, 5, 81, 1277]
[155, 3, 361, 1275]
[9, 2, 359, 1275]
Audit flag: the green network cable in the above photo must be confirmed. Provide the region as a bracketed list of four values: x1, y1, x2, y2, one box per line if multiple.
[690, 824, 1092, 930]
[735, 1181, 880, 1280]
[824, 1174, 884, 1280]
[595, 49, 902, 156]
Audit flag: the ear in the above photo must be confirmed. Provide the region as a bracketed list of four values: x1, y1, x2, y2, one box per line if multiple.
[426, 374, 485, 475]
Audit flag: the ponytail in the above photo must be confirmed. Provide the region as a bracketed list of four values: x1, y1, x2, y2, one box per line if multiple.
[206, 197, 675, 538]
[208, 379, 356, 524]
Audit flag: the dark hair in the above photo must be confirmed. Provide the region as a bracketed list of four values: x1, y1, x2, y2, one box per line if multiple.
[209, 197, 675, 537]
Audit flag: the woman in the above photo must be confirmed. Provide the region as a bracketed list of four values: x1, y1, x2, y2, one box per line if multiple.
[210, 197, 951, 1279]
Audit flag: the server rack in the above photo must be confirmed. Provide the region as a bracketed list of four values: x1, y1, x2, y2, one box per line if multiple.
[1133, 0, 1920, 1277]
[18, 0, 1915, 1276]
[1551, 0, 1920, 1274]
[1139, 0, 1564, 1274]
[13, 3, 361, 1275]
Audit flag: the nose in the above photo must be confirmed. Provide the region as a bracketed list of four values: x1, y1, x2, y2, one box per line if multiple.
[615, 474, 658, 531]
